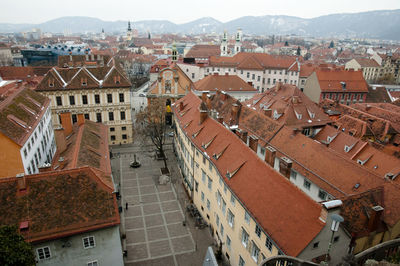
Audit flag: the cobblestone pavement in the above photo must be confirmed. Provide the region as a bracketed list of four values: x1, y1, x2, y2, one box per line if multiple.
[111, 140, 217, 266]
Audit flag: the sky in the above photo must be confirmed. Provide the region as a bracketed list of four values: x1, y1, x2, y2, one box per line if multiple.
[2, 0, 400, 24]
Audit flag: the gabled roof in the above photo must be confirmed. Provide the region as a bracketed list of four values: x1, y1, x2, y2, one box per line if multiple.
[0, 87, 49, 146]
[173, 92, 324, 256]
[354, 58, 380, 68]
[315, 69, 368, 93]
[36, 66, 131, 91]
[366, 86, 391, 103]
[185, 45, 220, 58]
[209, 52, 299, 71]
[244, 83, 331, 128]
[194, 73, 257, 92]
[0, 167, 119, 243]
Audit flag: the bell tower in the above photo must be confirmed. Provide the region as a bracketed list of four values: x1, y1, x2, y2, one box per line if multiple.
[220, 30, 228, 56]
[234, 28, 242, 55]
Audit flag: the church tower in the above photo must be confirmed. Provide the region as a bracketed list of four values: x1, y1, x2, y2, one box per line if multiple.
[126, 21, 133, 41]
[220, 30, 228, 56]
[172, 43, 178, 62]
[101, 28, 105, 40]
[234, 28, 242, 55]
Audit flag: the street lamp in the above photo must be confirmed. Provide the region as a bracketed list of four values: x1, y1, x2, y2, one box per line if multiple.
[325, 214, 344, 264]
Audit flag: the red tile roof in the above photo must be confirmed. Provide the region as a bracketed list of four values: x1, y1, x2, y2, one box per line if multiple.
[0, 167, 119, 243]
[209, 52, 299, 71]
[185, 45, 220, 59]
[315, 69, 368, 93]
[173, 92, 325, 256]
[0, 66, 51, 81]
[0, 87, 50, 146]
[244, 83, 331, 128]
[194, 73, 257, 92]
[354, 58, 380, 68]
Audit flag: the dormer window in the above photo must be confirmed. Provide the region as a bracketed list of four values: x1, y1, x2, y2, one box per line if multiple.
[81, 78, 87, 86]
[273, 110, 282, 120]
[294, 110, 302, 120]
[307, 109, 315, 119]
[114, 76, 121, 84]
[48, 78, 54, 87]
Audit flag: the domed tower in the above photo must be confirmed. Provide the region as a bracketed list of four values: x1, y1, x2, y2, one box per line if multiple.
[220, 30, 228, 56]
[234, 28, 242, 55]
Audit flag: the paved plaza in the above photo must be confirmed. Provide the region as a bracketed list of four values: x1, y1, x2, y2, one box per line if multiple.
[111, 141, 216, 266]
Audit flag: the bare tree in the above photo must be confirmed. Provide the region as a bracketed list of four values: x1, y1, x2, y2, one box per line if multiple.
[135, 98, 169, 172]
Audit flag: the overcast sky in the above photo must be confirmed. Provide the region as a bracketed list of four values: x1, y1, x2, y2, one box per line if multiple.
[2, 0, 400, 24]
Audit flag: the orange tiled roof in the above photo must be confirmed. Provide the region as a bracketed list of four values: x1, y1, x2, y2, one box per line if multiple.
[244, 83, 331, 128]
[185, 45, 220, 58]
[0, 87, 50, 146]
[355, 58, 380, 68]
[173, 92, 324, 256]
[315, 69, 368, 93]
[194, 73, 257, 92]
[0, 167, 119, 243]
[0, 66, 51, 81]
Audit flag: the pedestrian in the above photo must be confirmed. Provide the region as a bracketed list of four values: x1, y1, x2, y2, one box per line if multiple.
[125, 202, 128, 210]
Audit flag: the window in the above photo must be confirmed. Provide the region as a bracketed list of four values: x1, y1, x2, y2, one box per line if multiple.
[120, 111, 126, 120]
[87, 261, 98, 266]
[202, 170, 206, 183]
[108, 112, 114, 121]
[201, 191, 205, 202]
[111, 135, 116, 141]
[36, 246, 51, 260]
[245, 211, 250, 224]
[318, 190, 327, 200]
[227, 209, 234, 228]
[241, 228, 249, 247]
[84, 113, 90, 120]
[290, 170, 297, 180]
[265, 235, 273, 251]
[96, 113, 102, 123]
[247, 72, 250, 78]
[219, 177, 223, 186]
[217, 191, 221, 206]
[227, 235, 231, 250]
[216, 214, 220, 226]
[122, 126, 126, 131]
[220, 224, 224, 237]
[23, 149, 27, 158]
[303, 179, 311, 190]
[207, 199, 210, 210]
[122, 134, 127, 140]
[251, 241, 260, 263]
[82, 95, 88, 104]
[119, 93, 124, 103]
[224, 183, 227, 194]
[239, 256, 245, 266]
[72, 114, 77, 124]
[95, 94, 100, 104]
[209, 161, 213, 172]
[110, 127, 115, 132]
[208, 177, 212, 191]
[334, 236, 340, 243]
[56, 96, 62, 106]
[255, 225, 261, 238]
[202, 155, 206, 164]
[69, 95, 75, 105]
[107, 94, 113, 103]
[230, 194, 235, 206]
[313, 242, 319, 248]
[222, 199, 226, 215]
[252, 74, 255, 80]
[192, 73, 195, 79]
[83, 236, 96, 249]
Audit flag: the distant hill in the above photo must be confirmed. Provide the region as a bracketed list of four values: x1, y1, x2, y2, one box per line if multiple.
[1, 9, 400, 40]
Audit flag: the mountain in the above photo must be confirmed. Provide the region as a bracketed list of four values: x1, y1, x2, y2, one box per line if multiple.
[1, 9, 400, 40]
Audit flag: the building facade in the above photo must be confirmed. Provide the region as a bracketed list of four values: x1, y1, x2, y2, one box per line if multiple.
[0, 87, 56, 177]
[36, 65, 133, 145]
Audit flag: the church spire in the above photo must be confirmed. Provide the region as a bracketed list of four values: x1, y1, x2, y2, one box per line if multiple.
[127, 21, 132, 32]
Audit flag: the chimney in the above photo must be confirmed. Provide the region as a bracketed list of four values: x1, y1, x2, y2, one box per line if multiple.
[264, 108, 272, 117]
[199, 102, 208, 124]
[54, 128, 67, 154]
[201, 92, 208, 102]
[221, 91, 227, 101]
[179, 101, 184, 111]
[231, 103, 239, 118]
[39, 163, 52, 173]
[248, 135, 258, 152]
[279, 157, 293, 179]
[275, 82, 281, 92]
[206, 95, 212, 109]
[368, 206, 384, 232]
[59, 112, 73, 136]
[265, 146, 276, 167]
[16, 174, 26, 191]
[77, 114, 85, 126]
[241, 130, 248, 143]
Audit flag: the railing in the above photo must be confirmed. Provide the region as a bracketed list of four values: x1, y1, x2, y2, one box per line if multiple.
[259, 256, 318, 266]
[354, 238, 400, 265]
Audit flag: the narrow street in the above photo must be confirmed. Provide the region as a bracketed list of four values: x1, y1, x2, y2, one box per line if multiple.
[110, 137, 215, 266]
